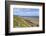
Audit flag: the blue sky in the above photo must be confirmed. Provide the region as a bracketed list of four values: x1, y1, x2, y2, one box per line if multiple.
[13, 8, 39, 16]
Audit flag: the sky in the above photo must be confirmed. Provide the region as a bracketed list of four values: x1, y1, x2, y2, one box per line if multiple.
[13, 8, 39, 16]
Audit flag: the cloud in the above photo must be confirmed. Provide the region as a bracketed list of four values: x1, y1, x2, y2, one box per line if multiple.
[13, 8, 39, 16]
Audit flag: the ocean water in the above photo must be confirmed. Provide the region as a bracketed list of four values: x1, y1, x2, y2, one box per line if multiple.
[21, 16, 39, 19]
[13, 15, 39, 20]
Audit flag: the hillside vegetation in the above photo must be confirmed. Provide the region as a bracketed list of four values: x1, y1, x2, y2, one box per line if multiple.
[13, 16, 39, 28]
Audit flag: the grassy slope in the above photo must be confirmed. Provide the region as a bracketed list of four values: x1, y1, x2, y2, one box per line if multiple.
[13, 16, 39, 28]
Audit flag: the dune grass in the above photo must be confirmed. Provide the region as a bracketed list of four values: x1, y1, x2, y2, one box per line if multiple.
[13, 16, 39, 28]
[13, 16, 31, 27]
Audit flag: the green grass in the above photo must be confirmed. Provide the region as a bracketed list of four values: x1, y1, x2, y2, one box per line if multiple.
[13, 16, 39, 28]
[13, 16, 31, 27]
